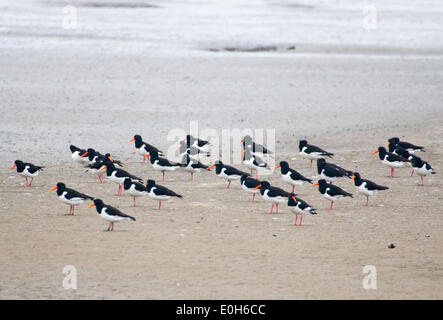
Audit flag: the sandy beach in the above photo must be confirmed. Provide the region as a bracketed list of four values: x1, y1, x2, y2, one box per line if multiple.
[0, 0, 442, 299]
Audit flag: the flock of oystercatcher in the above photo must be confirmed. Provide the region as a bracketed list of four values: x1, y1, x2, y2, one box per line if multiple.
[9, 134, 435, 230]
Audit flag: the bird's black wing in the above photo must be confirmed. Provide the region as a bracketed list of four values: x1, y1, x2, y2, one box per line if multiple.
[66, 188, 94, 200]
[327, 185, 353, 197]
[289, 169, 312, 183]
[115, 168, 142, 181]
[154, 185, 182, 198]
[306, 144, 334, 157]
[363, 179, 389, 191]
[106, 205, 136, 221]
[26, 163, 44, 174]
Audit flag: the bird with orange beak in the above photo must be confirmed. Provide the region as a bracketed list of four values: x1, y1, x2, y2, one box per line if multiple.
[312, 179, 353, 210]
[49, 182, 93, 215]
[370, 146, 409, 178]
[129, 134, 164, 162]
[9, 160, 44, 187]
[207, 160, 248, 189]
[287, 194, 317, 226]
[88, 199, 135, 231]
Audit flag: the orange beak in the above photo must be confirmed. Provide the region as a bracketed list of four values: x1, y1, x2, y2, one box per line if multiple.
[370, 150, 379, 156]
[9, 163, 16, 170]
[386, 142, 390, 147]
[49, 186, 58, 192]
[80, 151, 88, 158]
[292, 195, 297, 202]
[87, 203, 95, 208]
[98, 165, 107, 172]
[240, 138, 245, 143]
[275, 164, 281, 169]
[241, 149, 246, 155]
[107, 156, 113, 162]
[251, 184, 262, 190]
[351, 175, 356, 181]
[206, 164, 215, 170]
[143, 153, 150, 159]
[312, 182, 319, 187]
[128, 138, 135, 143]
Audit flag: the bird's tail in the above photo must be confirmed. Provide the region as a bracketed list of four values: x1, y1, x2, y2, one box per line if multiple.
[310, 209, 318, 215]
[127, 215, 136, 221]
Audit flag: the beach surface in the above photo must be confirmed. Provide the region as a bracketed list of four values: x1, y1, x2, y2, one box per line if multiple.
[0, 0, 442, 299]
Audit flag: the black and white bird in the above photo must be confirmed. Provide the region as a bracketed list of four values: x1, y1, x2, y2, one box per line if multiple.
[98, 156, 142, 196]
[275, 161, 312, 193]
[240, 173, 262, 202]
[241, 135, 273, 155]
[392, 146, 415, 176]
[387, 137, 425, 154]
[312, 179, 353, 210]
[299, 140, 334, 168]
[410, 155, 436, 186]
[123, 178, 147, 206]
[351, 172, 389, 206]
[178, 141, 210, 159]
[371, 146, 409, 178]
[81, 148, 123, 167]
[84, 160, 106, 183]
[69, 145, 89, 164]
[242, 147, 271, 178]
[49, 182, 93, 215]
[207, 160, 248, 189]
[252, 181, 291, 214]
[184, 134, 211, 153]
[9, 160, 44, 187]
[287, 194, 317, 226]
[317, 159, 353, 183]
[129, 134, 164, 162]
[145, 179, 183, 210]
[88, 198, 136, 231]
[181, 153, 210, 180]
[144, 150, 186, 182]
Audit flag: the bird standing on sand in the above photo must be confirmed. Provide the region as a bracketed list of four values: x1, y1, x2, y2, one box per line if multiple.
[178, 141, 210, 159]
[287, 194, 317, 226]
[391, 146, 415, 176]
[181, 153, 210, 180]
[370, 146, 409, 178]
[49, 182, 93, 215]
[410, 155, 436, 186]
[240, 173, 261, 202]
[207, 160, 248, 189]
[317, 159, 353, 183]
[9, 160, 44, 187]
[387, 137, 425, 154]
[98, 156, 142, 196]
[241, 135, 273, 155]
[88, 198, 136, 231]
[275, 161, 312, 193]
[252, 181, 291, 214]
[84, 160, 106, 183]
[299, 140, 334, 168]
[145, 179, 183, 210]
[351, 172, 389, 206]
[123, 178, 147, 206]
[144, 150, 186, 182]
[312, 179, 353, 210]
[242, 147, 270, 178]
[129, 134, 164, 162]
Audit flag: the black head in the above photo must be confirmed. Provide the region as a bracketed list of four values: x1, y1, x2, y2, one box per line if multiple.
[215, 160, 223, 167]
[123, 178, 132, 189]
[352, 172, 361, 182]
[10, 160, 24, 171]
[240, 173, 251, 182]
[242, 135, 253, 144]
[378, 146, 387, 154]
[70, 145, 79, 152]
[299, 140, 308, 150]
[288, 192, 297, 206]
[317, 158, 326, 167]
[56, 182, 66, 190]
[91, 198, 105, 212]
[259, 180, 271, 189]
[317, 179, 327, 186]
[388, 137, 400, 145]
[279, 161, 289, 169]
[146, 179, 155, 189]
[134, 135, 142, 142]
[14, 160, 24, 167]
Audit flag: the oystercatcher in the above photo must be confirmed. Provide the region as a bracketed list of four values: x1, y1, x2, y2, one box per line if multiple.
[387, 137, 425, 154]
[275, 161, 312, 193]
[98, 156, 142, 196]
[88, 198, 136, 231]
[317, 159, 353, 183]
[181, 153, 210, 180]
[81, 148, 123, 167]
[241, 135, 273, 155]
[299, 140, 334, 168]
[410, 155, 436, 186]
[207, 160, 248, 189]
[370, 147, 409, 177]
[242, 147, 270, 178]
[84, 160, 106, 183]
[49, 182, 93, 215]
[287, 194, 317, 226]
[252, 181, 291, 214]
[392, 146, 415, 176]
[123, 178, 147, 206]
[129, 134, 164, 162]
[69, 145, 89, 164]
[178, 141, 210, 159]
[145, 179, 183, 210]
[240, 173, 261, 202]
[9, 160, 44, 187]
[144, 150, 186, 182]
[312, 179, 353, 210]
[351, 172, 389, 206]
[185, 134, 211, 152]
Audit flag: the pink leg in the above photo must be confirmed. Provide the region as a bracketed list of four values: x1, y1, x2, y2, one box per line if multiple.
[157, 201, 162, 210]
[276, 203, 279, 214]
[299, 216, 303, 226]
[71, 205, 75, 215]
[251, 194, 255, 202]
[133, 197, 136, 206]
[411, 170, 414, 177]
[191, 172, 194, 180]
[293, 215, 298, 226]
[268, 204, 274, 214]
[162, 171, 165, 182]
[28, 178, 33, 187]
[116, 185, 123, 196]
[309, 160, 313, 168]
[390, 168, 394, 178]
[365, 196, 369, 206]
[328, 201, 334, 210]
[25, 177, 28, 186]
[292, 186, 295, 193]
[421, 176, 424, 186]
[98, 173, 103, 183]
[227, 180, 231, 189]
